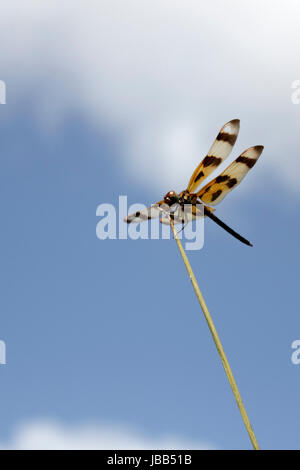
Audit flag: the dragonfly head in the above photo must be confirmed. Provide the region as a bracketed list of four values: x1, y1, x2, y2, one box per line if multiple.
[164, 190, 179, 207]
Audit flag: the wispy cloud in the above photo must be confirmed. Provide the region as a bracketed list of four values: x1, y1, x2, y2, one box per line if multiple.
[0, 420, 214, 450]
[1, 0, 300, 192]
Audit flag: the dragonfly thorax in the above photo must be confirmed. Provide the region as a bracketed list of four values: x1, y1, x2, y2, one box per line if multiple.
[178, 190, 198, 205]
[164, 190, 199, 207]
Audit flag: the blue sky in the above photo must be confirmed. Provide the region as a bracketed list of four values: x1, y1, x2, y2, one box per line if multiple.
[0, 0, 300, 450]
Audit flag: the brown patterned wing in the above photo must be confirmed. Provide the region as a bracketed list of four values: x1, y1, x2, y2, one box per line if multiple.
[197, 145, 264, 206]
[187, 119, 240, 193]
[124, 201, 164, 224]
[160, 204, 205, 225]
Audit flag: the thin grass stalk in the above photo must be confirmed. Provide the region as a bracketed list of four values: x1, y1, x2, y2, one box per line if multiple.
[169, 219, 260, 450]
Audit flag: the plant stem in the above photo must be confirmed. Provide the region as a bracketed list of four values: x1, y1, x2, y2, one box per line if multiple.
[169, 219, 260, 450]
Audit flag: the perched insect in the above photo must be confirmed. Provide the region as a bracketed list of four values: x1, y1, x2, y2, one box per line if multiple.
[124, 119, 263, 246]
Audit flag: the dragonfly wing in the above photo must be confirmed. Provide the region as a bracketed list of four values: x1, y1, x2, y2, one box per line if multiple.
[198, 145, 264, 206]
[160, 204, 204, 225]
[187, 119, 240, 193]
[124, 201, 164, 224]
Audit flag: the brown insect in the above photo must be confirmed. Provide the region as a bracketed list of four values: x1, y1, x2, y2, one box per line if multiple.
[125, 119, 263, 246]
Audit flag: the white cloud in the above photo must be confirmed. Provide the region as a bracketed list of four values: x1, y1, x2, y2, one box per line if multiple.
[1, 0, 300, 193]
[0, 420, 214, 450]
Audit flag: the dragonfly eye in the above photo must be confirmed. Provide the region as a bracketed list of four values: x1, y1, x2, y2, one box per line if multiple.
[164, 191, 178, 206]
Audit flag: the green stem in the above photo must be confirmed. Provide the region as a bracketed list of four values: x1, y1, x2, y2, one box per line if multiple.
[169, 219, 260, 450]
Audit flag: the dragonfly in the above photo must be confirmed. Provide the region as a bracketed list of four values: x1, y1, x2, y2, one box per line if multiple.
[124, 119, 263, 246]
